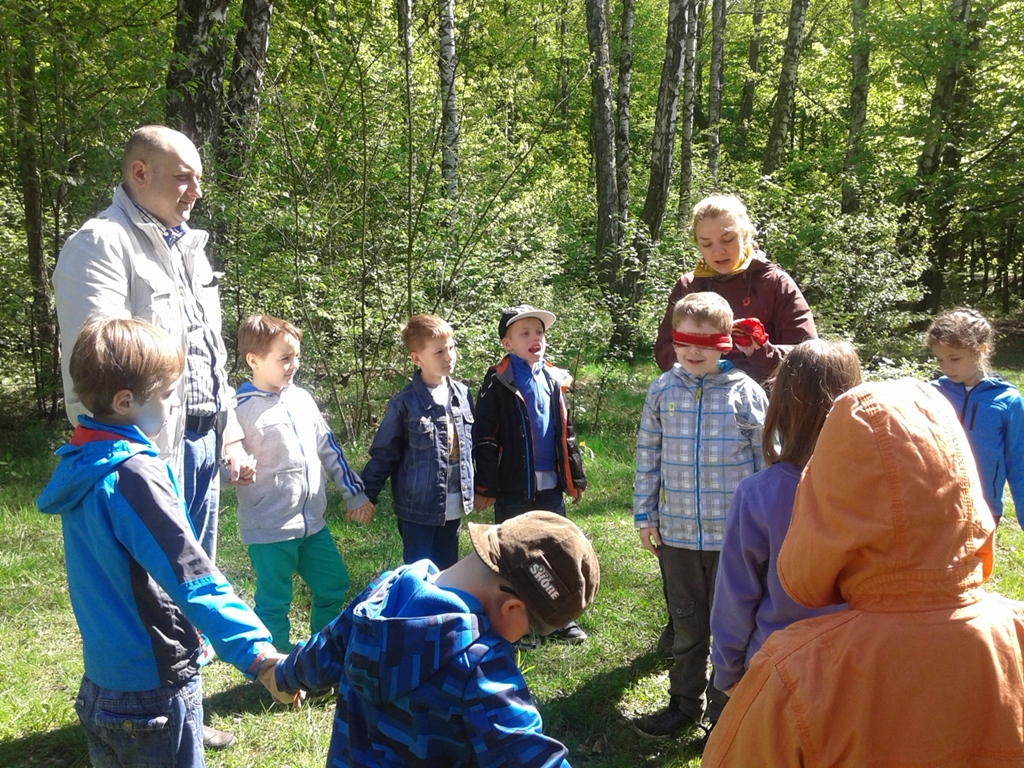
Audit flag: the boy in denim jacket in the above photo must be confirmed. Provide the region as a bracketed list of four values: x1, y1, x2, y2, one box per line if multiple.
[361, 314, 475, 570]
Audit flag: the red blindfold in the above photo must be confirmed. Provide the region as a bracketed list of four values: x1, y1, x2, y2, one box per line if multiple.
[671, 318, 769, 352]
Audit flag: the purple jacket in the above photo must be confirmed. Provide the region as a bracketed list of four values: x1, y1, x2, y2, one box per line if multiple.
[710, 462, 845, 693]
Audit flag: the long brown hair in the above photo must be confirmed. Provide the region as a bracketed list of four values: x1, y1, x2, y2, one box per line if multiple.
[762, 339, 862, 467]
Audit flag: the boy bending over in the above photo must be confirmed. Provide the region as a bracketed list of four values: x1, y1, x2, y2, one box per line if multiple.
[262, 510, 600, 767]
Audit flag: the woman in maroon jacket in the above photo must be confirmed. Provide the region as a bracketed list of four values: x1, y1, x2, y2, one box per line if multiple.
[650, 194, 816, 661]
[654, 195, 816, 384]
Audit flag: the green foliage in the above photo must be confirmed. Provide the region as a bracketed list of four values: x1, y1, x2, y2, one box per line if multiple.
[748, 182, 928, 362]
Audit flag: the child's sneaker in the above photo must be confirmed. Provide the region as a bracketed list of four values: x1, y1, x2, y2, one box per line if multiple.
[630, 696, 697, 739]
[547, 620, 587, 644]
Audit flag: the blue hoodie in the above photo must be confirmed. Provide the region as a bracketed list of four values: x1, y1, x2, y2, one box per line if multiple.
[275, 561, 571, 767]
[931, 376, 1024, 521]
[37, 417, 273, 692]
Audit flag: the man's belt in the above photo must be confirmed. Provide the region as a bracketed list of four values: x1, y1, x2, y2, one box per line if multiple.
[185, 413, 217, 435]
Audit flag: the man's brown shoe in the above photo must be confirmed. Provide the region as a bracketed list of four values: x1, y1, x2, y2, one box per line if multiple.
[203, 725, 236, 751]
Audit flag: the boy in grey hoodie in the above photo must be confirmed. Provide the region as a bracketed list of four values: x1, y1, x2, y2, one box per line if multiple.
[234, 315, 374, 650]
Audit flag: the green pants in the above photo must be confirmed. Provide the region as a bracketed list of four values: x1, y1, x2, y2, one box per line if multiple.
[247, 526, 350, 651]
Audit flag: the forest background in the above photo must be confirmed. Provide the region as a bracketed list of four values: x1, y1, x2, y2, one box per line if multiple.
[3, 0, 1024, 433]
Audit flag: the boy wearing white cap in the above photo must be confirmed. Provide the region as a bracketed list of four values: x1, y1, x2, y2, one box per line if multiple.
[472, 304, 589, 642]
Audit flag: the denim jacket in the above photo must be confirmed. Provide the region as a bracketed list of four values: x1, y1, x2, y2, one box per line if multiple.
[362, 371, 475, 525]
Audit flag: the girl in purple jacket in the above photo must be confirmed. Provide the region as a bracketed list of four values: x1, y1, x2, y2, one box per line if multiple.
[710, 339, 862, 695]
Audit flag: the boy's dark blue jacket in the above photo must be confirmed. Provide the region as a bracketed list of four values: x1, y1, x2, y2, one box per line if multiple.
[275, 561, 571, 767]
[361, 371, 475, 524]
[37, 417, 273, 692]
[931, 375, 1024, 521]
[473, 355, 586, 500]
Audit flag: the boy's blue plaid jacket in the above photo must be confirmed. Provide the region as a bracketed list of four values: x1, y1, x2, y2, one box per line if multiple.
[634, 361, 767, 551]
[275, 561, 571, 767]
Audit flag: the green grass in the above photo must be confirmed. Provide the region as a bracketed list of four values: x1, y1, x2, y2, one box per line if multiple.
[2, 346, 1023, 767]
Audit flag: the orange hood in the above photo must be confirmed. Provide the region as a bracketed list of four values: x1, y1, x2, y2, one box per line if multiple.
[779, 379, 995, 612]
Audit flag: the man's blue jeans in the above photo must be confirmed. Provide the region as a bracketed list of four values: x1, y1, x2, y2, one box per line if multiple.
[183, 426, 219, 561]
[74, 675, 205, 768]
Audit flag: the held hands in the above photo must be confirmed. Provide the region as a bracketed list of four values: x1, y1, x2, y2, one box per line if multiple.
[223, 440, 257, 485]
[639, 526, 662, 557]
[346, 501, 375, 525]
[731, 317, 769, 357]
[257, 654, 305, 708]
[474, 494, 495, 511]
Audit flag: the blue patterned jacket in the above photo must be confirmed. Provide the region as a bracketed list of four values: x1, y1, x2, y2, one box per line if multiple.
[275, 562, 571, 767]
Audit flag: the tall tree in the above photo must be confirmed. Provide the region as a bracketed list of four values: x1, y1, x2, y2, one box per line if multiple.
[676, 0, 699, 227]
[841, 0, 869, 214]
[398, 0, 416, 314]
[615, 0, 634, 224]
[641, 0, 688, 244]
[14, 2, 57, 417]
[219, 0, 274, 176]
[166, 0, 230, 146]
[438, 0, 459, 200]
[707, 0, 726, 185]
[584, 0, 627, 350]
[902, 0, 978, 310]
[762, 0, 810, 175]
[735, 0, 763, 150]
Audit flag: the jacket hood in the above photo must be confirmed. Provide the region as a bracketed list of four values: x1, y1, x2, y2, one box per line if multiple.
[236, 381, 280, 401]
[344, 564, 486, 705]
[38, 418, 157, 517]
[779, 379, 995, 612]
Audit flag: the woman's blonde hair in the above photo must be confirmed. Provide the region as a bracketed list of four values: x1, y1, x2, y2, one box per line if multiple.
[691, 194, 757, 251]
[762, 339, 862, 467]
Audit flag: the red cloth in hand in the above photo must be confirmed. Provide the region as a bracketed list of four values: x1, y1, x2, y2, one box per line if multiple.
[732, 317, 769, 348]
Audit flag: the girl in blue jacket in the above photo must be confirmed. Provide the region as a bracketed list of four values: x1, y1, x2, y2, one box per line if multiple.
[926, 308, 1024, 525]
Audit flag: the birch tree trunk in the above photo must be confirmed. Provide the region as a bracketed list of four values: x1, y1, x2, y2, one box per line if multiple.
[438, 0, 459, 200]
[166, 0, 230, 147]
[841, 0, 869, 214]
[736, 1, 763, 150]
[762, 0, 809, 175]
[707, 0, 726, 185]
[584, 0, 628, 351]
[558, 0, 570, 121]
[219, 0, 274, 175]
[615, 0, 634, 224]
[676, 0, 699, 228]
[398, 0, 415, 314]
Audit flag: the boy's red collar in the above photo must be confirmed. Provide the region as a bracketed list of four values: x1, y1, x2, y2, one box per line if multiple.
[70, 424, 143, 446]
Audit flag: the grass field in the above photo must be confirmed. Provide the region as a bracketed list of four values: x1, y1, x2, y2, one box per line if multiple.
[1, 340, 1022, 768]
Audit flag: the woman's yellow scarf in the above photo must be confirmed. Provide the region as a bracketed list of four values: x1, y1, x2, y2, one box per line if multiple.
[692, 242, 754, 278]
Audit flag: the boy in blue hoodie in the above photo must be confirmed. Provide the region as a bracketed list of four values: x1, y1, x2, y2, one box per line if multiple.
[38, 317, 296, 768]
[260, 510, 600, 768]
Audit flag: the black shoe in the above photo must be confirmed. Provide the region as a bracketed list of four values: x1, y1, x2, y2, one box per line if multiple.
[202, 725, 236, 751]
[547, 621, 587, 644]
[631, 698, 696, 739]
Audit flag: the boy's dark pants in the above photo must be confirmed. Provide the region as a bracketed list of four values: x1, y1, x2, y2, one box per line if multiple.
[493, 488, 565, 524]
[661, 544, 727, 724]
